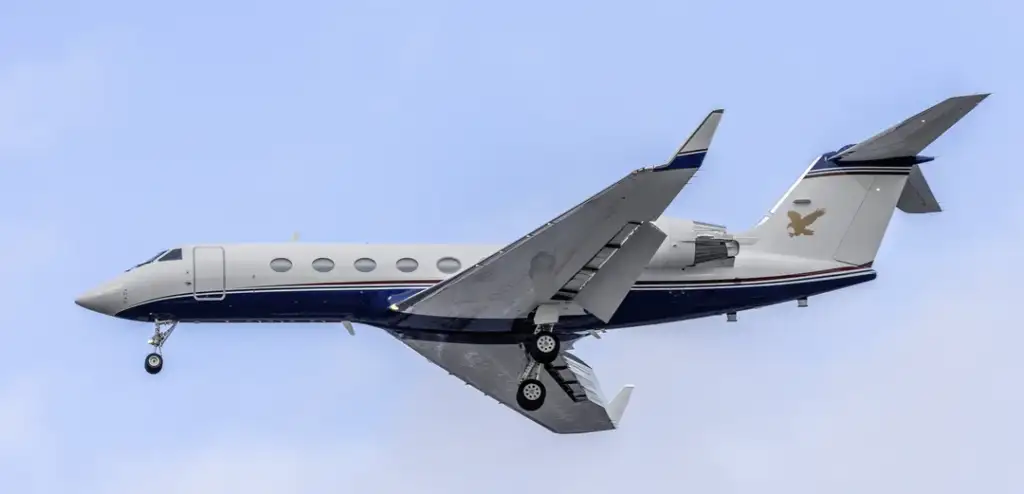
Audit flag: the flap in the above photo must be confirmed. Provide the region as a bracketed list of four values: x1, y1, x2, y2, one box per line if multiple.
[574, 221, 667, 322]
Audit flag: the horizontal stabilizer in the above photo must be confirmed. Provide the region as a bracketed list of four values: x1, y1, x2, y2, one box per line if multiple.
[898, 165, 942, 213]
[833, 93, 989, 162]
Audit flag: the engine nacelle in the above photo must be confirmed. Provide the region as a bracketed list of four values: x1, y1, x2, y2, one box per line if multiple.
[648, 217, 740, 269]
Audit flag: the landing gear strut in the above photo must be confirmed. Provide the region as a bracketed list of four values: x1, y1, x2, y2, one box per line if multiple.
[515, 325, 561, 411]
[515, 305, 565, 412]
[144, 319, 177, 375]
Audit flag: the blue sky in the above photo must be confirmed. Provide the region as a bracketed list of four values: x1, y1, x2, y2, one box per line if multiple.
[1, 0, 1021, 492]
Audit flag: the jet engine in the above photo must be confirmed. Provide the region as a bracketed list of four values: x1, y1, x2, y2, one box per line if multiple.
[647, 217, 740, 269]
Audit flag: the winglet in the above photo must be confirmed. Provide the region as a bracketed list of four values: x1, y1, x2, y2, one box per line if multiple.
[607, 384, 635, 427]
[653, 109, 724, 171]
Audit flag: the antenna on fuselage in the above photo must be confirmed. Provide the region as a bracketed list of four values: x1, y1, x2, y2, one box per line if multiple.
[342, 320, 355, 335]
[291, 231, 300, 241]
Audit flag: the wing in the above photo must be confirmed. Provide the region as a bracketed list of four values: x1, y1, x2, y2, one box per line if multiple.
[832, 93, 989, 162]
[387, 331, 635, 434]
[389, 109, 725, 331]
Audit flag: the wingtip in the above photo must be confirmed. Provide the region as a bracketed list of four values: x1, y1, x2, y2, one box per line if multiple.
[950, 92, 990, 103]
[657, 108, 724, 170]
[607, 384, 635, 427]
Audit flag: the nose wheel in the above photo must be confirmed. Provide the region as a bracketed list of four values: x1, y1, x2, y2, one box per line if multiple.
[144, 319, 177, 375]
[145, 353, 164, 374]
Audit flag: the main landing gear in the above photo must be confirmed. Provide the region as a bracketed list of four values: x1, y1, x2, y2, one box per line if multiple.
[144, 319, 177, 375]
[514, 305, 565, 412]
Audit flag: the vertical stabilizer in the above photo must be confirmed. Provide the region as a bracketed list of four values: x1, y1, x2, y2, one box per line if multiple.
[741, 94, 987, 265]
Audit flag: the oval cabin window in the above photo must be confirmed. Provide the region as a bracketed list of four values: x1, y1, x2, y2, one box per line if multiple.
[436, 257, 461, 273]
[354, 258, 377, 272]
[312, 258, 335, 273]
[270, 258, 293, 272]
[396, 258, 419, 273]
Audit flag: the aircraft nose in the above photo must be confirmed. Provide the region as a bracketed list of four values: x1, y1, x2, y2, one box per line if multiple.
[75, 282, 124, 316]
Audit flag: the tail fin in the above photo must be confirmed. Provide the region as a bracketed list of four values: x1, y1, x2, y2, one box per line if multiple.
[742, 93, 988, 266]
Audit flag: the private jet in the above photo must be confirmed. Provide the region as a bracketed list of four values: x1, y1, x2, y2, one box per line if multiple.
[75, 93, 988, 433]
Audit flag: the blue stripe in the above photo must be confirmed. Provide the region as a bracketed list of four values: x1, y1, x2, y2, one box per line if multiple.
[653, 150, 707, 171]
[136, 266, 872, 307]
[810, 149, 935, 172]
[114, 269, 877, 335]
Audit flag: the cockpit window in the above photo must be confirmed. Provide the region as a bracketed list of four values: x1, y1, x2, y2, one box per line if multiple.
[128, 250, 167, 271]
[158, 248, 183, 261]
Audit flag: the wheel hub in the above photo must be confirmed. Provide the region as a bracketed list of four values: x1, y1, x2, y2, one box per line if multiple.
[523, 383, 542, 401]
[537, 335, 556, 353]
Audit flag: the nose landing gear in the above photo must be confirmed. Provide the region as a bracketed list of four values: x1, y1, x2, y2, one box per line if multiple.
[144, 319, 177, 375]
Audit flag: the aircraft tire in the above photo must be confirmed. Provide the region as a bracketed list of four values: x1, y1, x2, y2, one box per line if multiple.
[528, 331, 560, 365]
[516, 378, 546, 411]
[144, 352, 163, 375]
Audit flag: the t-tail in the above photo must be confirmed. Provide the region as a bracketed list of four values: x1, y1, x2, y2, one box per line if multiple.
[741, 93, 989, 266]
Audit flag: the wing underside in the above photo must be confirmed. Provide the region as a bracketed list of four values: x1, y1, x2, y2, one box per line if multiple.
[387, 331, 634, 434]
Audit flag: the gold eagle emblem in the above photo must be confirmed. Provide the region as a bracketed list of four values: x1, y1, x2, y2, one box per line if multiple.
[787, 208, 826, 237]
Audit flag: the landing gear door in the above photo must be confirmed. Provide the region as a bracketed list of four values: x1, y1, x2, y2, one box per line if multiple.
[192, 246, 226, 301]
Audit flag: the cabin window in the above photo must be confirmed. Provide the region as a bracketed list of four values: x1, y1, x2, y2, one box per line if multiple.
[270, 258, 293, 272]
[354, 258, 377, 272]
[396, 258, 419, 273]
[436, 257, 461, 273]
[312, 257, 335, 273]
[158, 248, 183, 261]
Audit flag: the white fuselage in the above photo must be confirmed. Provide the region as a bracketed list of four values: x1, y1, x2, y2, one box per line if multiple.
[75, 240, 875, 338]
